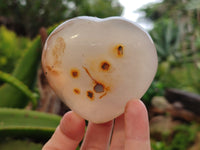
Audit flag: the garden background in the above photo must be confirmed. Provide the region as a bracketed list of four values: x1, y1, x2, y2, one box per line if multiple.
[0, 0, 200, 149]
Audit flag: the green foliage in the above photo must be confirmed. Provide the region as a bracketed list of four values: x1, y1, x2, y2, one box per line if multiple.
[159, 63, 200, 94]
[0, 139, 42, 150]
[151, 141, 168, 150]
[151, 124, 198, 150]
[139, 1, 200, 149]
[68, 0, 123, 18]
[0, 24, 60, 108]
[141, 0, 200, 63]
[0, 0, 123, 37]
[0, 70, 38, 107]
[0, 36, 41, 108]
[0, 108, 61, 142]
[139, 0, 200, 101]
[186, 0, 200, 10]
[142, 80, 165, 105]
[0, 26, 31, 74]
[150, 19, 180, 62]
[169, 125, 197, 150]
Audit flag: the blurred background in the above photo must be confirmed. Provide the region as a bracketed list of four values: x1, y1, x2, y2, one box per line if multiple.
[0, 0, 200, 149]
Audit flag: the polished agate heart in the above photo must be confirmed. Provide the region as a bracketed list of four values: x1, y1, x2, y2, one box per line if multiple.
[42, 16, 157, 123]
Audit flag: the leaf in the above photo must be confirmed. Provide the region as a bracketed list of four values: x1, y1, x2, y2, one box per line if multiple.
[0, 139, 42, 150]
[0, 26, 31, 74]
[0, 36, 41, 108]
[0, 70, 38, 108]
[0, 108, 61, 142]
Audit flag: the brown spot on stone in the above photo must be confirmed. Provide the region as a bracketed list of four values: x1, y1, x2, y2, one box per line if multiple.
[94, 83, 104, 93]
[118, 45, 123, 55]
[82, 66, 110, 100]
[47, 37, 65, 70]
[46, 65, 53, 71]
[71, 69, 79, 78]
[52, 37, 66, 60]
[74, 88, 80, 94]
[101, 61, 110, 71]
[46, 65, 60, 75]
[114, 44, 124, 57]
[99, 92, 107, 99]
[87, 91, 94, 100]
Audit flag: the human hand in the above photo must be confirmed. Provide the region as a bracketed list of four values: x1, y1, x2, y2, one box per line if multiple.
[42, 99, 151, 150]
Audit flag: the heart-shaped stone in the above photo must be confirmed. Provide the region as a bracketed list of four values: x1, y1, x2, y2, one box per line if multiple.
[42, 16, 157, 123]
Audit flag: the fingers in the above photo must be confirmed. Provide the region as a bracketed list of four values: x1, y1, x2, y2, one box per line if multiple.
[42, 99, 151, 150]
[42, 111, 85, 150]
[110, 114, 125, 150]
[124, 100, 151, 150]
[80, 121, 113, 150]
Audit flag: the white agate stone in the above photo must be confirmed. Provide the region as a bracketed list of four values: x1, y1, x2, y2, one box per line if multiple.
[42, 16, 158, 123]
